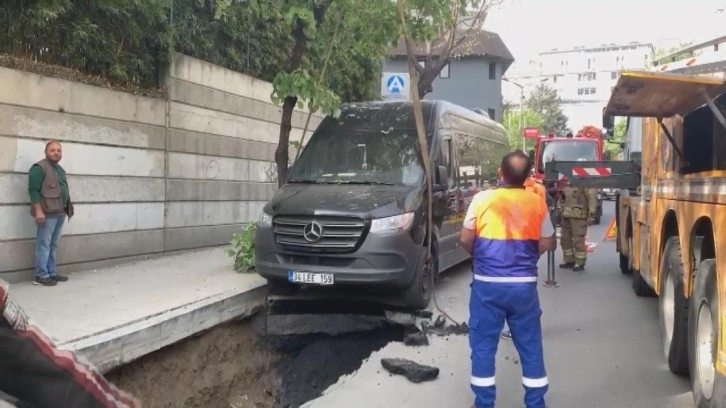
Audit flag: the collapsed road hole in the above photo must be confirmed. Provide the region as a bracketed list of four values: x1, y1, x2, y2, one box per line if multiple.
[104, 299, 422, 408]
[271, 326, 409, 408]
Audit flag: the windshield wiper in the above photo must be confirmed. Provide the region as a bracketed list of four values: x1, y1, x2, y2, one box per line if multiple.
[335, 181, 395, 185]
[287, 179, 327, 184]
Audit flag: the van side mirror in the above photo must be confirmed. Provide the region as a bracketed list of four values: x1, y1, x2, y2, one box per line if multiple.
[433, 165, 449, 192]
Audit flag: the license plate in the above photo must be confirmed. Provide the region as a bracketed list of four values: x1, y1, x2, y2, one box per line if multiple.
[288, 270, 334, 285]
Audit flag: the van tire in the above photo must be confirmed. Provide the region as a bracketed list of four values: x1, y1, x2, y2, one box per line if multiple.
[402, 240, 437, 310]
[689, 259, 726, 407]
[659, 236, 690, 376]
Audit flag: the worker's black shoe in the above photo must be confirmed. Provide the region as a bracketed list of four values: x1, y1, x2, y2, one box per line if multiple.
[559, 262, 574, 269]
[573, 264, 585, 271]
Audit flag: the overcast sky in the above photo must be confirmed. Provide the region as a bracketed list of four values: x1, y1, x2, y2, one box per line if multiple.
[485, 0, 726, 75]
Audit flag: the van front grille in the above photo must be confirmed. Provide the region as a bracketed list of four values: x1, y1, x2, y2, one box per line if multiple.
[273, 216, 366, 253]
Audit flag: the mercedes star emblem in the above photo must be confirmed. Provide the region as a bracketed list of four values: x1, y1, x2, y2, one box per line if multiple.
[303, 221, 324, 242]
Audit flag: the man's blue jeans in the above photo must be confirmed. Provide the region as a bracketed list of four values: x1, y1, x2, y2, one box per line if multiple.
[35, 214, 66, 279]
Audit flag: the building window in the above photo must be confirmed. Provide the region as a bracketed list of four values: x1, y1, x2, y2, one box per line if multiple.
[612, 71, 618, 80]
[553, 76, 557, 83]
[440, 63, 450, 79]
[588, 58, 591, 69]
[488, 108, 496, 119]
[489, 62, 496, 80]
[715, 43, 720, 52]
[590, 87, 596, 95]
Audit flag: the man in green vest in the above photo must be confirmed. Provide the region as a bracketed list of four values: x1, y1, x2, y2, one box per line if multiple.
[28, 140, 74, 286]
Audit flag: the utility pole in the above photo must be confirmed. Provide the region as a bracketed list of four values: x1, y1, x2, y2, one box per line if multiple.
[503, 78, 525, 149]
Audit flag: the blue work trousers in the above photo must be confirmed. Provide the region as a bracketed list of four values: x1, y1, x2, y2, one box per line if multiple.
[34, 214, 66, 279]
[469, 281, 548, 408]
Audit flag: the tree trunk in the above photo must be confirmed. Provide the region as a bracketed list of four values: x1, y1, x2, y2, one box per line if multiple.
[273, 2, 331, 187]
[275, 96, 297, 187]
[417, 69, 438, 98]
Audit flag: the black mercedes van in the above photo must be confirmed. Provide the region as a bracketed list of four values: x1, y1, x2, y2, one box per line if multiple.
[254, 100, 509, 309]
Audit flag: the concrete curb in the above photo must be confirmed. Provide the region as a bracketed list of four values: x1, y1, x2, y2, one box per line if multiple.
[61, 283, 268, 373]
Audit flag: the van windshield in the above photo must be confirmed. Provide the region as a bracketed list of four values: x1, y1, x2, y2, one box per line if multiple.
[288, 130, 424, 186]
[538, 140, 599, 173]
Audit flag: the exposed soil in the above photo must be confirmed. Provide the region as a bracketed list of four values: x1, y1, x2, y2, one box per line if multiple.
[102, 306, 440, 408]
[106, 317, 277, 408]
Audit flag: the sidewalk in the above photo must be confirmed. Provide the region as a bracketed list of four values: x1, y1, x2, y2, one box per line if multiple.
[8, 247, 267, 373]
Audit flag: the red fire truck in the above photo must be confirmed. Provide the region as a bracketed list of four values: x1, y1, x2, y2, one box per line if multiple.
[525, 126, 605, 224]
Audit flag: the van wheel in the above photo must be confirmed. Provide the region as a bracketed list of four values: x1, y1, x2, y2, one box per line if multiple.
[402, 241, 437, 310]
[689, 260, 726, 407]
[659, 236, 690, 376]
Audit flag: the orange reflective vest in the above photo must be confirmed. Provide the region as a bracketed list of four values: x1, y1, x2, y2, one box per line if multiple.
[468, 188, 549, 282]
[524, 178, 547, 201]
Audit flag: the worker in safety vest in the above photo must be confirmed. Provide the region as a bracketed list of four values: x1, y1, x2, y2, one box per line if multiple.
[558, 179, 597, 271]
[524, 176, 547, 201]
[460, 150, 556, 408]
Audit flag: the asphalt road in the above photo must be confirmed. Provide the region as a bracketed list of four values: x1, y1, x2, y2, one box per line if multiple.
[305, 201, 695, 408]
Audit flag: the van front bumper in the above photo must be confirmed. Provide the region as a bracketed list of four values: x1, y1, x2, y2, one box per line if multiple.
[254, 224, 424, 289]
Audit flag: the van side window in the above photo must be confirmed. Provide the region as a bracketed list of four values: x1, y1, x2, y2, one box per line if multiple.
[457, 133, 479, 190]
[439, 137, 454, 188]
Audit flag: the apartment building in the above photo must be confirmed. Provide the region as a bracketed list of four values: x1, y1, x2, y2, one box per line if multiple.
[504, 41, 654, 131]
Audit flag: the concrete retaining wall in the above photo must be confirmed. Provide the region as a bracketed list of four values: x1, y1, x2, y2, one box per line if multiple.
[0, 53, 323, 282]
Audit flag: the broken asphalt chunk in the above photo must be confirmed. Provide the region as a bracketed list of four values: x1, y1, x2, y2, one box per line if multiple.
[380, 358, 439, 383]
[434, 315, 447, 328]
[403, 332, 429, 346]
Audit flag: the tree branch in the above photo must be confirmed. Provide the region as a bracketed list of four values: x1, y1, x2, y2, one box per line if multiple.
[294, 9, 343, 162]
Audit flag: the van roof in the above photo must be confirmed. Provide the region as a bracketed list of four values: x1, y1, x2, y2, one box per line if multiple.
[317, 100, 502, 133]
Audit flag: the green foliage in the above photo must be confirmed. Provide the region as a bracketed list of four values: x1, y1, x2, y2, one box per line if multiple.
[263, 0, 399, 117]
[526, 84, 569, 135]
[228, 223, 257, 273]
[1, 0, 173, 87]
[604, 118, 627, 159]
[1, 0, 390, 99]
[502, 108, 544, 150]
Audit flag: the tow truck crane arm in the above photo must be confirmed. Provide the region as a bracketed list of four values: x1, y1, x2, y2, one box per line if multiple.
[543, 160, 641, 190]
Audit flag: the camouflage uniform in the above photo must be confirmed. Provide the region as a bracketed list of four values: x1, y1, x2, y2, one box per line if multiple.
[558, 186, 597, 271]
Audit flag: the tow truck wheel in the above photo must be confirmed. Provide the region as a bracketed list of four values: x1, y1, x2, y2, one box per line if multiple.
[659, 236, 690, 376]
[620, 236, 633, 275]
[401, 240, 437, 310]
[594, 205, 602, 225]
[689, 259, 726, 408]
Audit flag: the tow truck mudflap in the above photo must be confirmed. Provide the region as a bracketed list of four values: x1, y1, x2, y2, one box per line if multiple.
[543, 160, 641, 190]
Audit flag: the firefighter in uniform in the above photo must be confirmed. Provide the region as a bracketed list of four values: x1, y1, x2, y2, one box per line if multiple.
[558, 182, 597, 271]
[460, 151, 556, 408]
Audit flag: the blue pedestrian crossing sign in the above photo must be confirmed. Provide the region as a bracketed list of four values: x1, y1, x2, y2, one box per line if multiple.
[381, 72, 410, 100]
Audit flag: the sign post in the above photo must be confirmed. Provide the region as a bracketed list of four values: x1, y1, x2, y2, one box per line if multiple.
[381, 73, 411, 101]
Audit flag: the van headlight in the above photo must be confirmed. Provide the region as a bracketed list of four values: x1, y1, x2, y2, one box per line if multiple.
[370, 213, 415, 234]
[258, 211, 272, 226]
